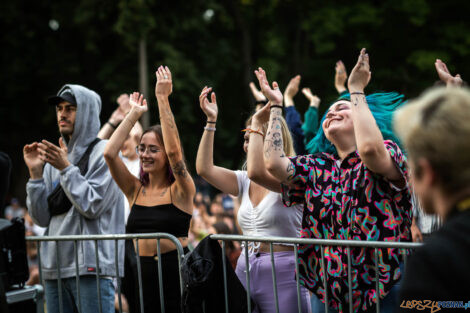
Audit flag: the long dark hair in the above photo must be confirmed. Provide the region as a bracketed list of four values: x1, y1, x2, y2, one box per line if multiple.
[138, 125, 176, 186]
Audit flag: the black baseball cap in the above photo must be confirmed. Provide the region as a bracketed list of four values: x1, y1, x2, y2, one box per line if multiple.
[48, 90, 77, 106]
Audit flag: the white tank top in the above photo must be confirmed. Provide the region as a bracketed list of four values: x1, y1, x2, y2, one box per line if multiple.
[235, 171, 303, 254]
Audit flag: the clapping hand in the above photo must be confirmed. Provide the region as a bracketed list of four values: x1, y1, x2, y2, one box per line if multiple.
[199, 87, 218, 122]
[348, 48, 371, 93]
[335, 60, 348, 94]
[249, 82, 267, 102]
[435, 59, 463, 87]
[254, 67, 283, 104]
[301, 88, 320, 108]
[36, 138, 70, 171]
[155, 66, 173, 97]
[284, 75, 301, 107]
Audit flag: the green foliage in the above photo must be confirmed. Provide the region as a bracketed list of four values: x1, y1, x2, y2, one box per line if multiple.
[1, 0, 470, 199]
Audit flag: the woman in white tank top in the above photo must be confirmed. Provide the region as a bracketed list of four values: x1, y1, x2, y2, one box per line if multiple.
[196, 86, 311, 313]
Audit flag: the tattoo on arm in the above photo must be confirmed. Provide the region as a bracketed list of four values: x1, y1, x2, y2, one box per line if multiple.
[172, 160, 188, 178]
[285, 161, 294, 182]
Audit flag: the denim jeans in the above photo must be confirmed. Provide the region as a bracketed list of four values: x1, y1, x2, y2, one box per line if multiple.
[45, 276, 115, 313]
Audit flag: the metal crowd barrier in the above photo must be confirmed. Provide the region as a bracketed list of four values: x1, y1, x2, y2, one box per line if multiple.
[26, 233, 185, 313]
[210, 234, 423, 313]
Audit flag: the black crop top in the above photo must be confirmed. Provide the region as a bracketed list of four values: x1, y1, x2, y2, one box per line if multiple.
[126, 185, 192, 238]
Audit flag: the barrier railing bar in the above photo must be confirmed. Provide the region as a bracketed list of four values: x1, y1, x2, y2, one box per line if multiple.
[55, 240, 64, 313]
[374, 248, 380, 313]
[221, 241, 229, 313]
[135, 239, 145, 313]
[156, 239, 165, 313]
[115, 240, 123, 313]
[37, 241, 43, 286]
[320, 246, 329, 313]
[347, 247, 352, 313]
[210, 235, 422, 249]
[244, 241, 252, 313]
[294, 244, 301, 313]
[74, 240, 82, 313]
[269, 243, 280, 313]
[94, 240, 102, 313]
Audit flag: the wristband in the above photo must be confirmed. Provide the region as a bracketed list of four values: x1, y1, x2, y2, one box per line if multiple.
[270, 105, 283, 110]
[206, 121, 216, 124]
[242, 128, 265, 138]
[107, 121, 118, 129]
[350, 92, 365, 96]
[204, 126, 216, 132]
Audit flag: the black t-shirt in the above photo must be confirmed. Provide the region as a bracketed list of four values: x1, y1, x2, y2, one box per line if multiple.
[398, 207, 470, 310]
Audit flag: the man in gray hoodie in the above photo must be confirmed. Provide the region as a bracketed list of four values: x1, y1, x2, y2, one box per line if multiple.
[23, 85, 124, 313]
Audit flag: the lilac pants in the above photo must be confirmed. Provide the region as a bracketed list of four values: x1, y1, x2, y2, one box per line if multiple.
[235, 251, 311, 313]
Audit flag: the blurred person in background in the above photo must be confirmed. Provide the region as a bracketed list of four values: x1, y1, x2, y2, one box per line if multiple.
[196, 85, 310, 313]
[395, 85, 470, 301]
[4, 198, 25, 220]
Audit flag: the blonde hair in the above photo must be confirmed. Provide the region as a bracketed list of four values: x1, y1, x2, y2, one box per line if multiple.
[242, 114, 296, 170]
[394, 87, 470, 193]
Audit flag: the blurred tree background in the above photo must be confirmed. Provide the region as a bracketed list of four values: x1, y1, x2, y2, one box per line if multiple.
[1, 0, 469, 203]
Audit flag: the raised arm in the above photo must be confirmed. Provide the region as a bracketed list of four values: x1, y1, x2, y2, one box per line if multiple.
[155, 66, 196, 208]
[103, 92, 146, 199]
[335, 60, 348, 94]
[195, 87, 239, 196]
[98, 94, 130, 139]
[301, 87, 321, 143]
[348, 48, 403, 184]
[254, 67, 295, 185]
[246, 103, 282, 192]
[434, 59, 463, 87]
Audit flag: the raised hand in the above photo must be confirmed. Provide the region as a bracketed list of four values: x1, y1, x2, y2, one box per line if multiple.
[301, 88, 321, 108]
[23, 142, 45, 178]
[155, 66, 173, 97]
[254, 67, 283, 104]
[117, 94, 131, 114]
[249, 82, 267, 102]
[435, 59, 463, 87]
[284, 75, 301, 99]
[251, 102, 271, 128]
[108, 107, 127, 125]
[199, 86, 218, 122]
[335, 60, 348, 94]
[348, 48, 371, 93]
[37, 138, 70, 171]
[128, 92, 148, 116]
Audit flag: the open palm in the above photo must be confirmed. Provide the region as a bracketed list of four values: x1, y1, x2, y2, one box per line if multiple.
[199, 87, 218, 121]
[254, 67, 283, 104]
[129, 92, 148, 115]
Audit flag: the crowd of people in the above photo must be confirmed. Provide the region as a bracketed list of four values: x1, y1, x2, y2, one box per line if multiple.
[2, 47, 467, 313]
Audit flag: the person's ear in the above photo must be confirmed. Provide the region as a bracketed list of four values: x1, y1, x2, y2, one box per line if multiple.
[415, 158, 436, 187]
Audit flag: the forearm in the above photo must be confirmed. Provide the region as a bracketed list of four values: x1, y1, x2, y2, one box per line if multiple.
[302, 106, 319, 143]
[97, 123, 115, 140]
[264, 107, 293, 182]
[104, 111, 139, 159]
[157, 95, 183, 159]
[196, 123, 216, 176]
[350, 93, 386, 157]
[26, 178, 51, 227]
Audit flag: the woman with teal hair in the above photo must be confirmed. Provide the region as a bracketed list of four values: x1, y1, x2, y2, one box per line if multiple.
[249, 49, 412, 313]
[306, 92, 407, 155]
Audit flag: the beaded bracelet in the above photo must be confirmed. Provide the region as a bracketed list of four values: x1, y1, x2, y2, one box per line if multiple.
[204, 126, 216, 132]
[242, 128, 265, 138]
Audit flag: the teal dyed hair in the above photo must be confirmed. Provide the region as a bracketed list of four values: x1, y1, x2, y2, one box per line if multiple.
[305, 92, 406, 155]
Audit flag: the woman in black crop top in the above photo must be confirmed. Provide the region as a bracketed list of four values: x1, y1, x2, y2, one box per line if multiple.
[104, 66, 195, 313]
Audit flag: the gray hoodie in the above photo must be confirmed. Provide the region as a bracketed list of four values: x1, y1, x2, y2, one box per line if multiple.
[26, 84, 125, 280]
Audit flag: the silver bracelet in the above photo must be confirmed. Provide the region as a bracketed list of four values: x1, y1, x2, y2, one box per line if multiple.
[204, 126, 216, 132]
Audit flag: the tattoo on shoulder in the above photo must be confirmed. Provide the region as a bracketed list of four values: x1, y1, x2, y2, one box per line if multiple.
[172, 160, 187, 178]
